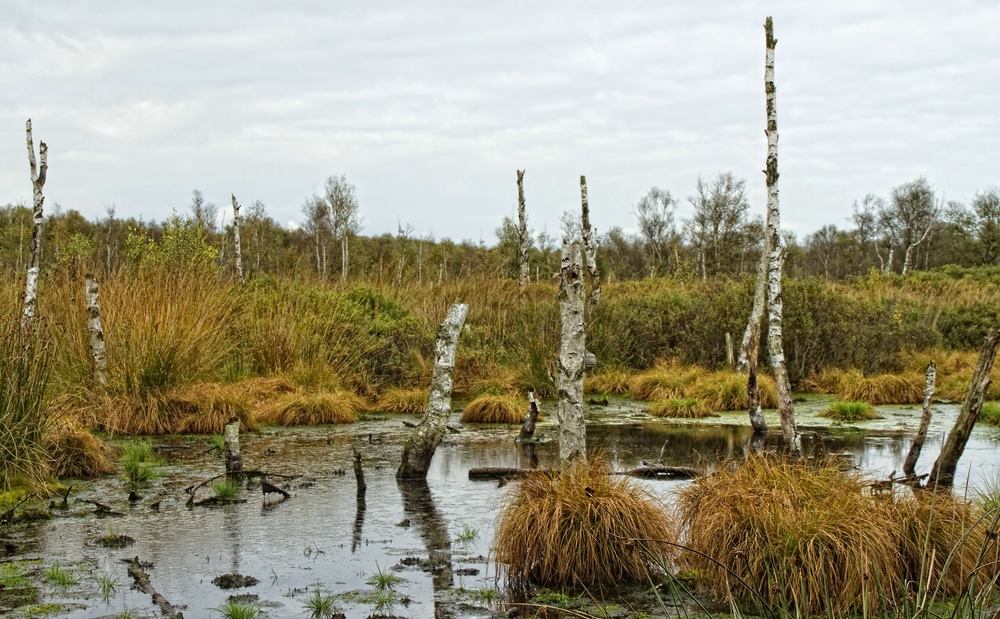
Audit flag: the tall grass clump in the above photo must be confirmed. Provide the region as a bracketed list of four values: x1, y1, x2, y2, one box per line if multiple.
[119, 439, 161, 483]
[629, 361, 705, 401]
[677, 455, 901, 615]
[460, 393, 527, 424]
[584, 367, 633, 395]
[646, 398, 714, 419]
[493, 459, 677, 587]
[977, 401, 1000, 426]
[819, 400, 881, 422]
[44, 422, 115, 478]
[258, 390, 364, 426]
[835, 369, 924, 404]
[0, 311, 52, 489]
[373, 388, 427, 414]
[685, 371, 778, 411]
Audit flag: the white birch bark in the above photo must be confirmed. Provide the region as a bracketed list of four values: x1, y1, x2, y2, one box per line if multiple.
[398, 303, 469, 479]
[557, 243, 586, 465]
[516, 170, 530, 290]
[23, 119, 47, 324]
[341, 234, 349, 281]
[85, 274, 108, 386]
[902, 222, 933, 275]
[763, 17, 798, 451]
[903, 361, 936, 479]
[579, 176, 601, 307]
[231, 195, 244, 284]
[737, 231, 772, 372]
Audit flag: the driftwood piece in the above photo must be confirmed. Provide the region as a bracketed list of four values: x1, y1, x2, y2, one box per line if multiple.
[397, 303, 468, 479]
[517, 391, 540, 443]
[929, 329, 1000, 488]
[124, 556, 184, 618]
[260, 479, 290, 499]
[903, 361, 936, 480]
[468, 466, 698, 481]
[612, 466, 699, 480]
[22, 119, 47, 324]
[468, 467, 548, 481]
[85, 274, 108, 385]
[557, 243, 586, 465]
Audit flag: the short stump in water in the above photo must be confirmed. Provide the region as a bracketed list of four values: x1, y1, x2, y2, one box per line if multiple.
[492, 459, 677, 587]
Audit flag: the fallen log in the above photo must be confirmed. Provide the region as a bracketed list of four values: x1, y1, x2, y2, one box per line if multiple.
[468, 467, 546, 481]
[123, 556, 183, 618]
[612, 466, 699, 480]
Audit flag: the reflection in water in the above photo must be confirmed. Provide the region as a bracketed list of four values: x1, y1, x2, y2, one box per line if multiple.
[518, 442, 538, 469]
[398, 480, 452, 592]
[223, 502, 241, 575]
[351, 496, 365, 553]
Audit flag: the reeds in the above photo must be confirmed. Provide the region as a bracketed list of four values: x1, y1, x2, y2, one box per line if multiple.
[819, 400, 881, 422]
[677, 455, 901, 615]
[493, 458, 677, 587]
[373, 388, 428, 414]
[258, 390, 364, 426]
[460, 393, 527, 424]
[834, 369, 925, 404]
[980, 401, 1000, 426]
[645, 398, 714, 419]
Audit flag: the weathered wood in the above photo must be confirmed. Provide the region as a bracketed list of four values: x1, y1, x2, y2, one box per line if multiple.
[763, 17, 798, 453]
[353, 448, 366, 495]
[903, 361, 936, 480]
[85, 274, 108, 386]
[468, 467, 554, 481]
[516, 170, 530, 290]
[612, 466, 699, 480]
[397, 303, 468, 479]
[516, 390, 539, 443]
[579, 176, 601, 307]
[124, 557, 184, 618]
[558, 243, 587, 466]
[223, 419, 243, 476]
[260, 479, 290, 499]
[231, 195, 244, 284]
[929, 329, 1000, 488]
[23, 119, 47, 324]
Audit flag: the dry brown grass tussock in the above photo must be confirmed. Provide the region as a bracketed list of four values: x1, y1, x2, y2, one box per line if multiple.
[373, 388, 428, 414]
[460, 393, 528, 424]
[645, 398, 715, 419]
[493, 458, 677, 587]
[258, 390, 365, 426]
[835, 369, 925, 404]
[630, 361, 706, 401]
[584, 368, 633, 395]
[44, 423, 115, 478]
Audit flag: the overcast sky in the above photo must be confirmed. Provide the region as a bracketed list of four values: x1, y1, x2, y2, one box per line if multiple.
[1, 1, 997, 243]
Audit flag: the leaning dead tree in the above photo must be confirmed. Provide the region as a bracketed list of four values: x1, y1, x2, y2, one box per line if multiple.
[901, 221, 933, 276]
[397, 303, 468, 479]
[738, 209, 773, 434]
[763, 17, 798, 451]
[516, 170, 530, 289]
[929, 329, 1000, 488]
[557, 243, 587, 465]
[85, 274, 108, 386]
[231, 195, 244, 284]
[902, 361, 936, 480]
[23, 119, 47, 324]
[579, 176, 601, 307]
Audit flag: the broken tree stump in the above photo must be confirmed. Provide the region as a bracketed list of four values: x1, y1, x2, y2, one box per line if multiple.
[124, 556, 183, 618]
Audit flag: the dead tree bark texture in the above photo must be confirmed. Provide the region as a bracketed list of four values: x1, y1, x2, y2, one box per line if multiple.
[579, 176, 601, 307]
[516, 170, 530, 290]
[929, 329, 1000, 488]
[85, 274, 108, 386]
[763, 17, 797, 450]
[903, 361, 936, 480]
[223, 419, 243, 476]
[397, 303, 468, 479]
[23, 119, 47, 324]
[558, 243, 586, 465]
[232, 195, 244, 284]
[517, 390, 539, 443]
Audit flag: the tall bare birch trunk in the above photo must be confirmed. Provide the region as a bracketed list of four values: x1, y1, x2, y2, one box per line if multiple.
[902, 223, 933, 275]
[557, 243, 586, 466]
[763, 17, 797, 451]
[397, 303, 468, 480]
[516, 170, 530, 290]
[23, 119, 47, 324]
[579, 176, 601, 308]
[903, 361, 936, 480]
[231, 195, 244, 284]
[738, 240, 771, 434]
[85, 274, 108, 386]
[929, 330, 1000, 488]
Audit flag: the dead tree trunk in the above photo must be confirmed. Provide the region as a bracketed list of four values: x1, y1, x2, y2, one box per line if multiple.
[738, 209, 773, 434]
[397, 303, 468, 479]
[223, 419, 243, 476]
[903, 361, 936, 480]
[517, 390, 539, 443]
[516, 170, 530, 290]
[353, 448, 366, 495]
[23, 119, 47, 324]
[763, 17, 798, 452]
[231, 195, 244, 284]
[558, 243, 586, 466]
[579, 176, 601, 308]
[85, 274, 108, 386]
[929, 330, 1000, 488]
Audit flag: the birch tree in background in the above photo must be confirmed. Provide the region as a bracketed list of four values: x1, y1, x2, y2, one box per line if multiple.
[22, 119, 47, 324]
[580, 176, 601, 307]
[763, 17, 798, 450]
[231, 195, 244, 284]
[325, 174, 362, 281]
[85, 274, 108, 386]
[516, 170, 530, 289]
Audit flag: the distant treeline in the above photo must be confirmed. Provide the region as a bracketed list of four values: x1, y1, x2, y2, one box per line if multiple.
[1, 173, 997, 284]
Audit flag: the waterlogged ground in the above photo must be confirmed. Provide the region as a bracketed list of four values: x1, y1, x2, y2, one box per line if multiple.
[2, 395, 999, 619]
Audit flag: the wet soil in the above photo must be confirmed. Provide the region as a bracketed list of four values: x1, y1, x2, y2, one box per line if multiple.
[1, 395, 997, 619]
